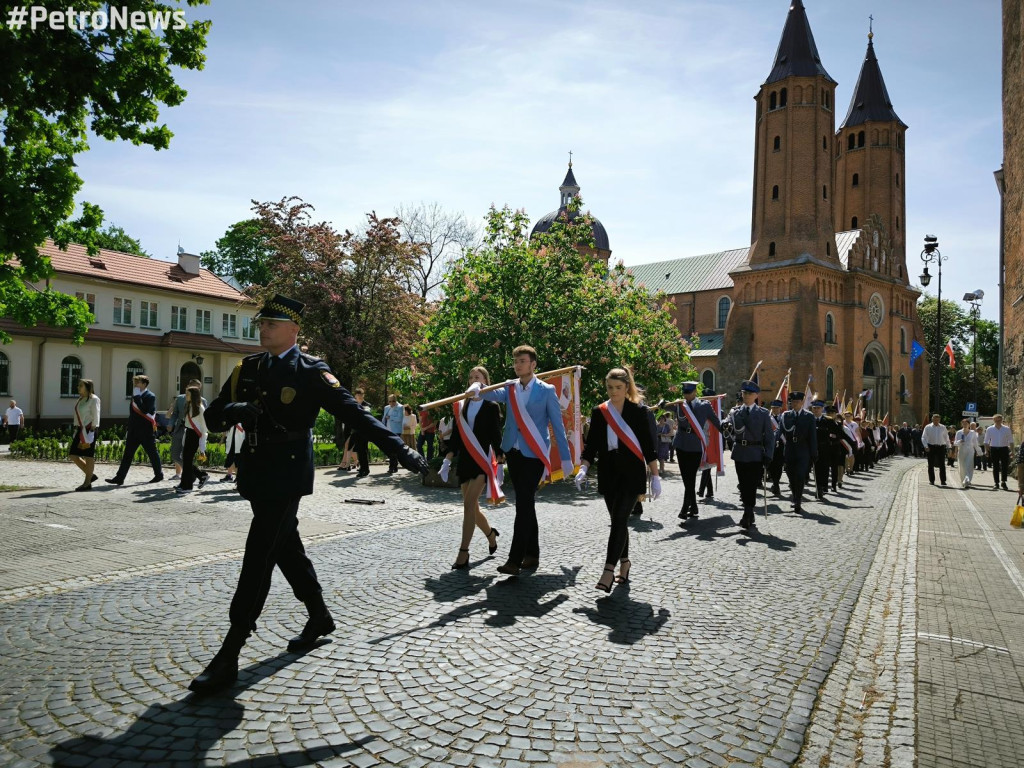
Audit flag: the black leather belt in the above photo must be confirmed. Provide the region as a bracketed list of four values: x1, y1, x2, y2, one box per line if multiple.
[739, 439, 751, 446]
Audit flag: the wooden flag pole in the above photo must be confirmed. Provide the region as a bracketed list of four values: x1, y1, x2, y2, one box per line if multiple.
[419, 365, 583, 412]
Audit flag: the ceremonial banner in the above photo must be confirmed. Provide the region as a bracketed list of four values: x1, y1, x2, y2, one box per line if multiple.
[539, 366, 582, 484]
[699, 394, 727, 477]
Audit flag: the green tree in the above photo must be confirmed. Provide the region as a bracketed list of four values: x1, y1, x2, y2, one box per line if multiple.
[200, 218, 275, 288]
[406, 200, 694, 412]
[252, 197, 427, 394]
[0, 0, 211, 344]
[65, 220, 151, 257]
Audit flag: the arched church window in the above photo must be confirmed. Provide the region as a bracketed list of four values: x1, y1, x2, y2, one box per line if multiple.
[900, 327, 907, 353]
[851, 216, 858, 229]
[779, 88, 787, 107]
[825, 313, 835, 343]
[823, 185, 828, 200]
[773, 136, 781, 151]
[900, 375, 907, 403]
[858, 131, 865, 148]
[822, 135, 827, 151]
[717, 296, 731, 328]
[769, 241, 776, 257]
[848, 134, 856, 151]
[770, 91, 777, 110]
[852, 173, 859, 187]
[882, 129, 890, 145]
[772, 185, 779, 200]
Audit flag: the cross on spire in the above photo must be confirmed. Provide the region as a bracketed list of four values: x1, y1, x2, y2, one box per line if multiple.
[868, 14, 874, 40]
[568, 150, 573, 168]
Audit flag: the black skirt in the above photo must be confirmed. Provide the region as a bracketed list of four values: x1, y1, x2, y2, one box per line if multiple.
[68, 432, 95, 457]
[456, 454, 488, 482]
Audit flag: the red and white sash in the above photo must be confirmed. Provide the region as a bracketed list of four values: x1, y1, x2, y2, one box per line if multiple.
[508, 380, 552, 476]
[454, 400, 505, 505]
[598, 401, 645, 462]
[131, 396, 157, 431]
[74, 400, 93, 446]
[186, 412, 203, 438]
[680, 398, 709, 463]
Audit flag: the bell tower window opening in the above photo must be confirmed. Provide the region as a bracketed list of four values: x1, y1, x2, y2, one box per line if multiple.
[852, 173, 859, 187]
[773, 136, 781, 151]
[772, 185, 779, 200]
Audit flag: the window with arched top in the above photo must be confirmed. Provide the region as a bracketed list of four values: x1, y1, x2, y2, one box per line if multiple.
[769, 241, 776, 257]
[871, 129, 879, 145]
[823, 185, 828, 200]
[60, 355, 83, 398]
[826, 368, 835, 401]
[822, 135, 827, 150]
[701, 369, 715, 394]
[769, 91, 777, 110]
[852, 173, 859, 187]
[825, 312, 836, 343]
[125, 360, 145, 397]
[779, 87, 787, 107]
[717, 296, 731, 329]
[848, 134, 856, 151]
[900, 327, 907, 353]
[851, 216, 858, 229]
[773, 136, 781, 151]
[0, 351, 9, 396]
[900, 375, 907, 403]
[858, 130, 865, 148]
[772, 185, 779, 200]
[895, 172, 900, 187]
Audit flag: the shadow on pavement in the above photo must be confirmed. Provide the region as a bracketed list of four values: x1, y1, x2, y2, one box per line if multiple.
[423, 568, 497, 603]
[370, 566, 581, 643]
[50, 695, 375, 767]
[735, 526, 797, 552]
[629, 516, 665, 533]
[573, 584, 671, 645]
[665, 514, 742, 543]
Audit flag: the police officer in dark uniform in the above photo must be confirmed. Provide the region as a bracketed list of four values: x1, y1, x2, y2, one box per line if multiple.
[767, 399, 786, 497]
[668, 381, 722, 520]
[811, 400, 833, 501]
[189, 294, 428, 694]
[721, 380, 774, 530]
[779, 392, 818, 514]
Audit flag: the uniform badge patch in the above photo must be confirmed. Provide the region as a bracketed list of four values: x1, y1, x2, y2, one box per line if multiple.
[281, 387, 297, 404]
[321, 371, 341, 388]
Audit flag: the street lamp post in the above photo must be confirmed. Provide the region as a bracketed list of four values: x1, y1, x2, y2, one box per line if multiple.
[919, 235, 947, 418]
[964, 290, 984, 411]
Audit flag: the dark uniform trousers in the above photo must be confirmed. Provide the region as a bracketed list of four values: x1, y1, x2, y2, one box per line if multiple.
[603, 479, 635, 565]
[229, 496, 321, 631]
[736, 461, 763, 510]
[505, 449, 546, 565]
[114, 427, 162, 480]
[990, 446, 1011, 485]
[926, 445, 947, 484]
[180, 429, 209, 490]
[814, 454, 831, 497]
[677, 450, 703, 513]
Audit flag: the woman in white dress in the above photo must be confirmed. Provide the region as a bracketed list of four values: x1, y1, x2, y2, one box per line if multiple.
[954, 418, 980, 488]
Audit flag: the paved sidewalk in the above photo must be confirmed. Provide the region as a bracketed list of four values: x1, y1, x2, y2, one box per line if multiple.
[915, 468, 1024, 768]
[0, 455, 914, 766]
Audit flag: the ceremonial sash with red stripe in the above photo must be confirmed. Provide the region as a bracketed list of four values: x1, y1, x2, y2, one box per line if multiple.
[74, 399, 91, 447]
[508, 381, 552, 475]
[186, 412, 203, 438]
[454, 400, 505, 504]
[680, 399, 709, 463]
[598, 401, 645, 463]
[131, 397, 157, 430]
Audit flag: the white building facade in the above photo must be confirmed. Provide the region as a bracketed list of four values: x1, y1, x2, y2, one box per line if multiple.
[0, 241, 261, 428]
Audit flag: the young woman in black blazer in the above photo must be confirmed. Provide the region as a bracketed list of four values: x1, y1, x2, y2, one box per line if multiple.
[440, 366, 503, 569]
[576, 368, 661, 592]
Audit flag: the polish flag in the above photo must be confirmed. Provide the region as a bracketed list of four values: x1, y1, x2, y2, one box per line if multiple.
[944, 340, 956, 369]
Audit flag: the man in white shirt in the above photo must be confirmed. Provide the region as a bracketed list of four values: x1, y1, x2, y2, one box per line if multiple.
[984, 414, 1015, 490]
[4, 399, 24, 443]
[921, 413, 951, 486]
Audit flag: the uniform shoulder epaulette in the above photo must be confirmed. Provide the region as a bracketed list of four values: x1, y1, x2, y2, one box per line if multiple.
[242, 352, 262, 362]
[299, 352, 323, 363]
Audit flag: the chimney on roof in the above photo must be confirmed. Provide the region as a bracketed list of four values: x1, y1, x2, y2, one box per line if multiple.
[177, 250, 201, 275]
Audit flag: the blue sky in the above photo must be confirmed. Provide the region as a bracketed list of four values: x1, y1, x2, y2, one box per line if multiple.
[74, 0, 1004, 320]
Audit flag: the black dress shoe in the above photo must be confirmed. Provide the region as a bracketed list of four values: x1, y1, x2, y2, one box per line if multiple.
[496, 562, 521, 576]
[356, 470, 370, 478]
[148, 475, 165, 483]
[521, 557, 539, 569]
[91, 474, 98, 482]
[104, 478, 123, 486]
[188, 655, 238, 693]
[287, 613, 336, 652]
[678, 508, 687, 520]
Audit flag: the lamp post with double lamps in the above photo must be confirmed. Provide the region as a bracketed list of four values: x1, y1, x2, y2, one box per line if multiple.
[919, 235, 947, 417]
[963, 290, 984, 410]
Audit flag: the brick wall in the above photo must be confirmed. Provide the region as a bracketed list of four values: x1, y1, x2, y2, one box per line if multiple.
[1002, 0, 1024, 436]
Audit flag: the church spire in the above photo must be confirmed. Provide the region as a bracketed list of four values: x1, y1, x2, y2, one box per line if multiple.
[559, 155, 580, 207]
[840, 27, 905, 129]
[764, 0, 835, 85]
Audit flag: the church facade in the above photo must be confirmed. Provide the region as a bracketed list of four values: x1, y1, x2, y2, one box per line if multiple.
[539, 1, 928, 423]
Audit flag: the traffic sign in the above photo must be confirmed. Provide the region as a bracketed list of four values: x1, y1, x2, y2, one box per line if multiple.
[965, 401, 977, 412]
[963, 410, 978, 418]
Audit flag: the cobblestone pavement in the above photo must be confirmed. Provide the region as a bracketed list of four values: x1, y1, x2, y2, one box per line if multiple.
[0, 454, 916, 767]
[915, 467, 1024, 768]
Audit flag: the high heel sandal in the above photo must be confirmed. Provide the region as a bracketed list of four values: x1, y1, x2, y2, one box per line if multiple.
[451, 548, 470, 570]
[595, 565, 615, 593]
[486, 528, 500, 555]
[615, 559, 631, 584]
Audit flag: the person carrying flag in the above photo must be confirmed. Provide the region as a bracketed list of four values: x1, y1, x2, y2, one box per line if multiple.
[666, 381, 721, 520]
[469, 345, 574, 576]
[576, 367, 660, 592]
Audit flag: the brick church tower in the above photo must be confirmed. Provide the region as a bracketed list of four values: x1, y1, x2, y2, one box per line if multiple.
[718, 1, 927, 422]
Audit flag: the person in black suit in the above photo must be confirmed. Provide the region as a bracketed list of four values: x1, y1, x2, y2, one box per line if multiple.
[188, 294, 429, 694]
[779, 392, 818, 513]
[105, 374, 163, 485]
[811, 400, 833, 500]
[575, 368, 661, 592]
[440, 366, 503, 569]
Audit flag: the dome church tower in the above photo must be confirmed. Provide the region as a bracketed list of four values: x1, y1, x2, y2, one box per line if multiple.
[531, 161, 612, 265]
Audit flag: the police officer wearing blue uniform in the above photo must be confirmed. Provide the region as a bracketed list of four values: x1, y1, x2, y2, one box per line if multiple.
[779, 392, 818, 513]
[189, 294, 428, 693]
[669, 381, 722, 520]
[721, 380, 775, 530]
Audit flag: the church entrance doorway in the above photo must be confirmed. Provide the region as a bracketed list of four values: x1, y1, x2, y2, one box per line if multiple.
[862, 343, 890, 421]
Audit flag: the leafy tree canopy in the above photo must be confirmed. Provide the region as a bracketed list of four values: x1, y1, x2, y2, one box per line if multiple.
[0, 0, 211, 344]
[200, 218, 276, 288]
[400, 199, 695, 413]
[65, 214, 152, 257]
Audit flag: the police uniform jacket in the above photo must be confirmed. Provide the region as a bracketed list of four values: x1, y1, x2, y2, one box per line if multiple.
[670, 399, 722, 453]
[205, 345, 411, 501]
[580, 400, 657, 496]
[815, 416, 843, 463]
[780, 409, 818, 466]
[723, 404, 775, 463]
[127, 389, 158, 438]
